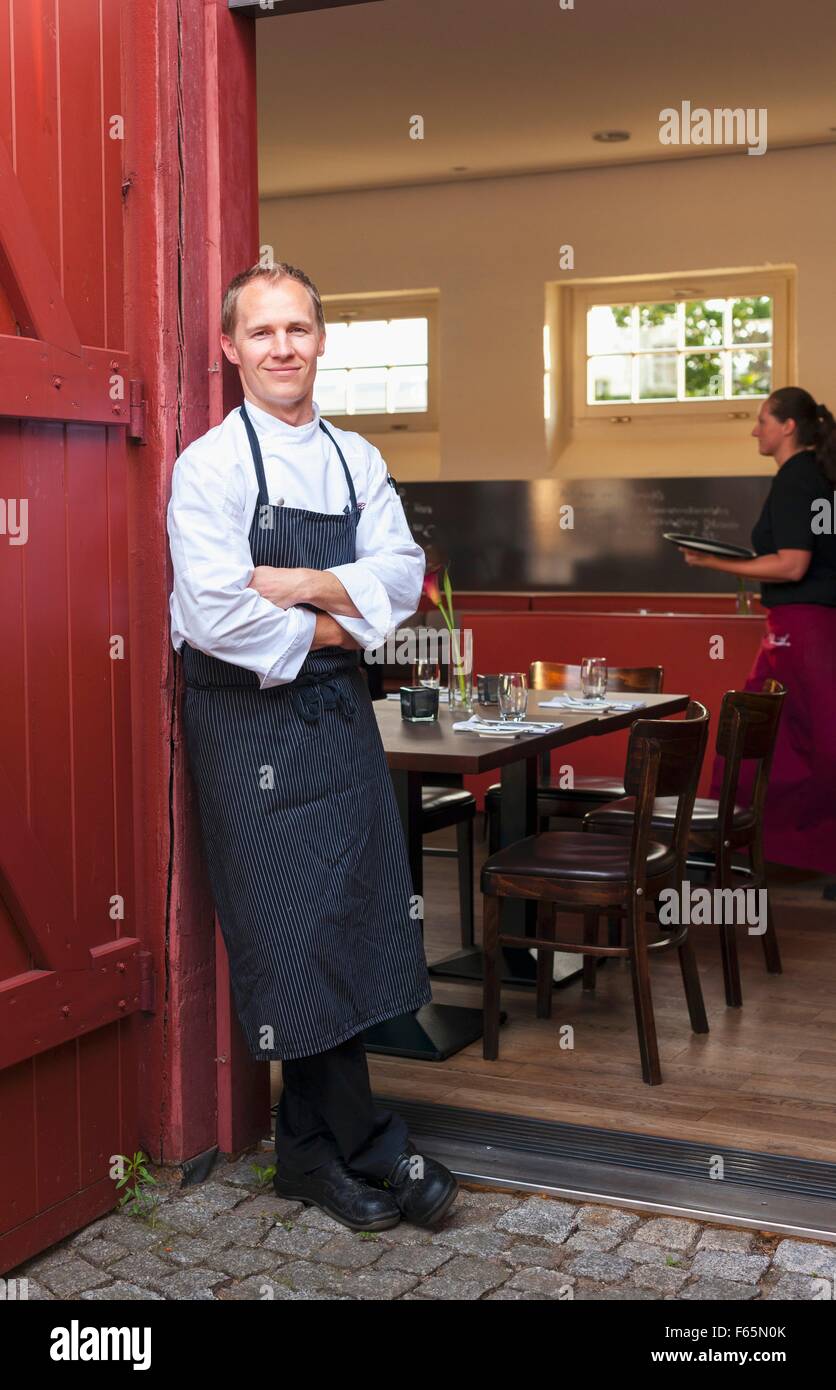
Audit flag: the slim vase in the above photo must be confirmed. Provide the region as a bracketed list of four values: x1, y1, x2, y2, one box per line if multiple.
[447, 625, 473, 714]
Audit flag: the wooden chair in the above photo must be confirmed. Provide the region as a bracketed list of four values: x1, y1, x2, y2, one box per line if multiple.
[484, 663, 665, 851]
[584, 680, 786, 1007]
[481, 701, 710, 1085]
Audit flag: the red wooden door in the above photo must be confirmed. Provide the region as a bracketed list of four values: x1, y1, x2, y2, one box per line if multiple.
[0, 0, 145, 1273]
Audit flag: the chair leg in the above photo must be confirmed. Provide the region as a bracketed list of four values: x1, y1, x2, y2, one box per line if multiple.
[488, 802, 500, 855]
[482, 895, 501, 1060]
[456, 817, 475, 948]
[536, 900, 555, 1018]
[582, 911, 599, 991]
[716, 856, 743, 1008]
[752, 844, 782, 975]
[626, 898, 662, 1085]
[677, 930, 709, 1034]
[760, 888, 783, 974]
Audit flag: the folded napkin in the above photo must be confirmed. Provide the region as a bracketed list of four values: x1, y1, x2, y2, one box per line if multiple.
[537, 695, 647, 712]
[452, 715, 562, 737]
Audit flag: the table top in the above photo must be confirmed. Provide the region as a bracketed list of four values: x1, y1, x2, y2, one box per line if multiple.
[375, 689, 690, 774]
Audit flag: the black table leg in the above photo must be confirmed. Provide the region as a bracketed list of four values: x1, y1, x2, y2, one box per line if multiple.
[429, 753, 583, 988]
[362, 767, 503, 1060]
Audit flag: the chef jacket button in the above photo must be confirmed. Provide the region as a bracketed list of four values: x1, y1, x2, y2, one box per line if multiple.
[275, 497, 284, 507]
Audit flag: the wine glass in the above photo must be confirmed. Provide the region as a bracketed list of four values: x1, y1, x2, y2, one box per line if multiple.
[414, 659, 441, 688]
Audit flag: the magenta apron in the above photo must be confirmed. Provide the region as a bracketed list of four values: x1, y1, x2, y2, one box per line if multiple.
[709, 603, 836, 873]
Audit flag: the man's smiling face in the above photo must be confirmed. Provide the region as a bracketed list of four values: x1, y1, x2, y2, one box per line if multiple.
[221, 276, 326, 423]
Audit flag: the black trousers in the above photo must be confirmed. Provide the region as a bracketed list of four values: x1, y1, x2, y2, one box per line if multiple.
[274, 1032, 409, 1179]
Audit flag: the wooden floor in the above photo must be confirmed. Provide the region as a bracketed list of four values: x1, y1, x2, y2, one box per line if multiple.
[367, 818, 836, 1165]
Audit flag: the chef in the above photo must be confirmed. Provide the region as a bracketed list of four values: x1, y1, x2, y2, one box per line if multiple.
[166, 261, 458, 1233]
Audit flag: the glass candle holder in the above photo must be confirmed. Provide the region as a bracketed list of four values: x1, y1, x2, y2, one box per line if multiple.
[400, 684, 439, 722]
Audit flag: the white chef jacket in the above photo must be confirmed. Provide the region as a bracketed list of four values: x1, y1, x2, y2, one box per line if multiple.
[166, 398, 425, 689]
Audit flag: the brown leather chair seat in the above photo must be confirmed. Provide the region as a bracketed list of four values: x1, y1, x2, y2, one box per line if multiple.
[585, 796, 756, 833]
[481, 830, 676, 885]
[421, 786, 476, 830]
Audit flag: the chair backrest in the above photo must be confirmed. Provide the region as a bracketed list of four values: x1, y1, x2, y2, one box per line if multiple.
[529, 661, 664, 694]
[714, 680, 786, 837]
[622, 701, 710, 885]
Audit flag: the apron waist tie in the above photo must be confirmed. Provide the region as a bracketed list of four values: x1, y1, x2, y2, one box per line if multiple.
[291, 668, 357, 725]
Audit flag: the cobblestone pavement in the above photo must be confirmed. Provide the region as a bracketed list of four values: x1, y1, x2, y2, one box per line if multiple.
[10, 1153, 836, 1301]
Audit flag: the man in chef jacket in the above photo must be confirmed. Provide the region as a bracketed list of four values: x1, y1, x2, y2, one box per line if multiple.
[167, 262, 458, 1234]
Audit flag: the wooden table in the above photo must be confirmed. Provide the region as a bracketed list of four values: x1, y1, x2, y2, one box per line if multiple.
[361, 690, 689, 1061]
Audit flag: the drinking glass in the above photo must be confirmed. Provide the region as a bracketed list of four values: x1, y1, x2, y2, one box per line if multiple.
[414, 659, 441, 688]
[498, 672, 528, 722]
[581, 657, 608, 701]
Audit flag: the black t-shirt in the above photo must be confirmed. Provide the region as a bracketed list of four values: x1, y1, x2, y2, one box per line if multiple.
[751, 450, 836, 607]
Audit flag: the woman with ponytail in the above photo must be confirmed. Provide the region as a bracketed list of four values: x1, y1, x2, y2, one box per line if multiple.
[681, 386, 836, 877]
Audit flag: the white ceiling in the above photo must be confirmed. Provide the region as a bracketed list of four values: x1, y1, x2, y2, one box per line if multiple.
[255, 0, 836, 198]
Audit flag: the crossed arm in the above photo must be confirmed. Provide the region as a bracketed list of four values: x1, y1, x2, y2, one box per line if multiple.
[248, 565, 364, 650]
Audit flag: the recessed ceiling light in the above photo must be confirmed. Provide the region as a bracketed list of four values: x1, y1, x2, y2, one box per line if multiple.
[592, 130, 631, 143]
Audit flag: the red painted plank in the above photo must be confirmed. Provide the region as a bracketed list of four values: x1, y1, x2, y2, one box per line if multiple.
[101, 0, 125, 350]
[106, 428, 136, 938]
[0, 1059, 38, 1237]
[57, 0, 106, 347]
[65, 425, 116, 939]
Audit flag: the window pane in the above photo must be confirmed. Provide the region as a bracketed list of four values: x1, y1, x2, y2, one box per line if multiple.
[348, 368, 387, 413]
[731, 348, 771, 396]
[386, 317, 428, 365]
[315, 369, 348, 413]
[638, 303, 676, 349]
[685, 299, 724, 348]
[731, 297, 772, 345]
[587, 305, 633, 355]
[320, 322, 353, 370]
[387, 365, 428, 412]
[588, 355, 631, 402]
[340, 320, 388, 367]
[685, 352, 723, 397]
[639, 353, 677, 399]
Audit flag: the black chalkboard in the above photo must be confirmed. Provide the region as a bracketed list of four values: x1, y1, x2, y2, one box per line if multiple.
[398, 476, 772, 593]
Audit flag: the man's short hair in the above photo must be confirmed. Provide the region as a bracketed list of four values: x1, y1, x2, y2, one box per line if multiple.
[221, 261, 325, 337]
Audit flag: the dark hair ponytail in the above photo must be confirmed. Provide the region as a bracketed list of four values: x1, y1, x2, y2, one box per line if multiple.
[766, 386, 836, 485]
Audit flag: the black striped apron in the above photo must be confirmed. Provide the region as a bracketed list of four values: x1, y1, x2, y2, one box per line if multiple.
[180, 403, 432, 1060]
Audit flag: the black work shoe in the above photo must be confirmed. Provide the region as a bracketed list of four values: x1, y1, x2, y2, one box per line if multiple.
[377, 1140, 459, 1228]
[272, 1156, 401, 1232]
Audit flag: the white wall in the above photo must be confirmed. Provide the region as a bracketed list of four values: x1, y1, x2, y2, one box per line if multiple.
[260, 145, 836, 482]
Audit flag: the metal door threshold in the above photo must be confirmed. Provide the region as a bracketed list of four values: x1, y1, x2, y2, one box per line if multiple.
[375, 1095, 836, 1242]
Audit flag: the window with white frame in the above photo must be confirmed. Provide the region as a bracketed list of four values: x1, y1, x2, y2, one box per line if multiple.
[586, 296, 772, 405]
[316, 294, 438, 432]
[551, 268, 793, 428]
